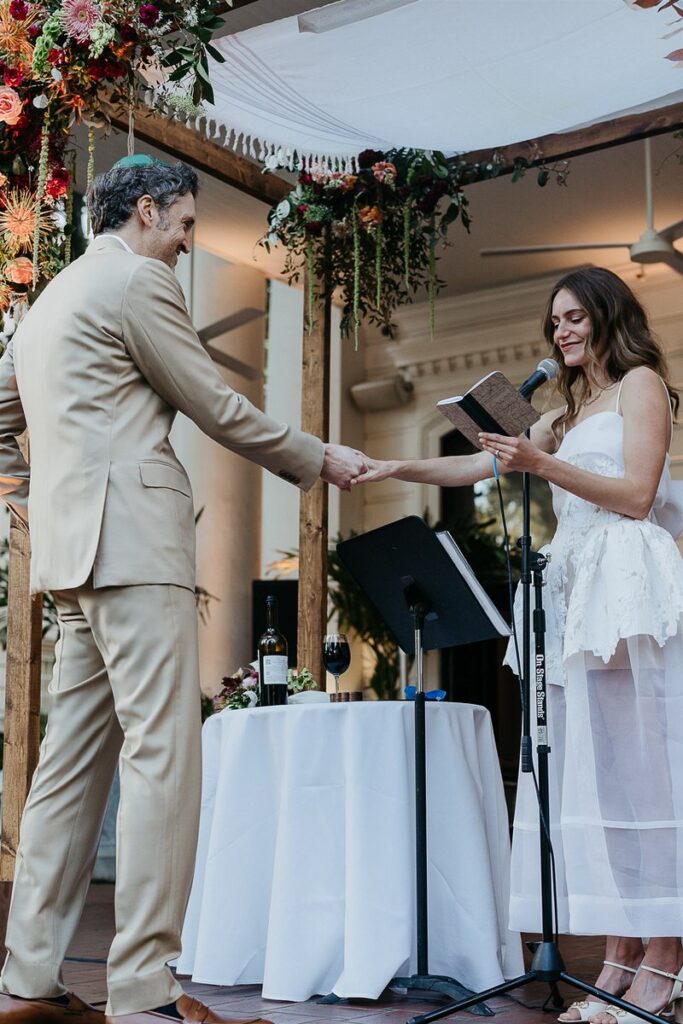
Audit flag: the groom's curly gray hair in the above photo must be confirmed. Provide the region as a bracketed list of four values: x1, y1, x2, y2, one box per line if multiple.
[87, 160, 199, 235]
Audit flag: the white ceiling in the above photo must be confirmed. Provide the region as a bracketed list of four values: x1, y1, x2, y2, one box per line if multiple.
[84, 125, 683, 301]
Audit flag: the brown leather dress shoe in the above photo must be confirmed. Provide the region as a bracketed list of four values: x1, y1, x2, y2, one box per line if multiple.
[0, 990, 104, 1022]
[104, 994, 272, 1023]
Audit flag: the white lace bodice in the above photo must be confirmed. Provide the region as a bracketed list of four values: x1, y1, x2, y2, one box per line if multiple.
[506, 405, 683, 682]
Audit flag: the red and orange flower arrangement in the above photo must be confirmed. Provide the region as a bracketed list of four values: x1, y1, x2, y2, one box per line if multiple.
[0, 0, 225, 332]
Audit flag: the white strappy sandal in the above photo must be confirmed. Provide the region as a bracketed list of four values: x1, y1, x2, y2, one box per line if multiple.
[598, 964, 683, 1024]
[557, 961, 639, 1023]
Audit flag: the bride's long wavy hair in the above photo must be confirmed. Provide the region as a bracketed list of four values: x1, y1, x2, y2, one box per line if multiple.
[543, 267, 679, 440]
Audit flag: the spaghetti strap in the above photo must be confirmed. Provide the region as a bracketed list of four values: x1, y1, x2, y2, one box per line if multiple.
[616, 371, 673, 446]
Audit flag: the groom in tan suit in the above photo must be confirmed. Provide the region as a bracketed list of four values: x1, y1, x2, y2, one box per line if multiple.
[0, 156, 364, 1024]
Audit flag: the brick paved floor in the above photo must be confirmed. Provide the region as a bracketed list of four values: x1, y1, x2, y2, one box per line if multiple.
[64, 884, 606, 1023]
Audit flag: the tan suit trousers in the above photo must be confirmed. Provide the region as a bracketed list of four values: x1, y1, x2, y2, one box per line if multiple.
[0, 581, 201, 1016]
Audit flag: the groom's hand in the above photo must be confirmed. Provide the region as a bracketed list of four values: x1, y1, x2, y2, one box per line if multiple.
[321, 444, 367, 491]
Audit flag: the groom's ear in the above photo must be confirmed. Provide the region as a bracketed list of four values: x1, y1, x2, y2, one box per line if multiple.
[135, 193, 156, 228]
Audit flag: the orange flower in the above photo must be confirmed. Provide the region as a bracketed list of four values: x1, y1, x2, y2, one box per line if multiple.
[5, 256, 33, 285]
[0, 2, 36, 66]
[358, 205, 383, 228]
[0, 189, 52, 255]
[0, 86, 22, 126]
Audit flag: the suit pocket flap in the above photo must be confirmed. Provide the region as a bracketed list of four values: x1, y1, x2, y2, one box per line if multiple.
[139, 461, 191, 497]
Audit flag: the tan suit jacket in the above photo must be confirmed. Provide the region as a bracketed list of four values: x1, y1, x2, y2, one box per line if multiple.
[0, 235, 324, 594]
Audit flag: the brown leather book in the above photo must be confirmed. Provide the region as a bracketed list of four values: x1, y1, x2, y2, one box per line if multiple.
[437, 370, 539, 449]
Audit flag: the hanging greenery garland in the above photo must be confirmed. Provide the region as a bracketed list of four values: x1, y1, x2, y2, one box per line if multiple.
[262, 147, 569, 341]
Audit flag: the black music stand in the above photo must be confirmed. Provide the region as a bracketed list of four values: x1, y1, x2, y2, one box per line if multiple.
[337, 516, 510, 1016]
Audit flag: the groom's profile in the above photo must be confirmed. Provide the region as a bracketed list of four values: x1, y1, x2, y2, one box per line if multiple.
[0, 155, 364, 1023]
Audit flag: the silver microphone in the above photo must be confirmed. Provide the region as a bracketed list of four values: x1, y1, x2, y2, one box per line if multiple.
[518, 358, 559, 400]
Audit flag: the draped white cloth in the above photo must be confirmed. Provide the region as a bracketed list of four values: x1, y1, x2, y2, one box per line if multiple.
[184, 0, 683, 168]
[506, 407, 683, 937]
[176, 701, 523, 1001]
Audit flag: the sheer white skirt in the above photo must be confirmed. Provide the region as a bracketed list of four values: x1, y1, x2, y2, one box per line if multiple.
[507, 517, 683, 936]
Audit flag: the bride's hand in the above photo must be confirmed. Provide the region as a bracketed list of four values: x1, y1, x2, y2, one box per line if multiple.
[478, 432, 545, 474]
[352, 457, 397, 484]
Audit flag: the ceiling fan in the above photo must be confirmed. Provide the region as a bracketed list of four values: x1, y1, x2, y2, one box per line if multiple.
[480, 138, 683, 276]
[196, 307, 264, 380]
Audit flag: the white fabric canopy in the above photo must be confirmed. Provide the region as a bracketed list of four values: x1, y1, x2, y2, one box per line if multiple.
[188, 0, 683, 169]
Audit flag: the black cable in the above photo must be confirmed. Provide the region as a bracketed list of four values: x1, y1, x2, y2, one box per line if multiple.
[494, 465, 560, 945]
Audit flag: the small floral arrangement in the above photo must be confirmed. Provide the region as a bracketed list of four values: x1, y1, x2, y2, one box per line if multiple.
[0, 0, 227, 334]
[212, 665, 318, 712]
[262, 146, 568, 343]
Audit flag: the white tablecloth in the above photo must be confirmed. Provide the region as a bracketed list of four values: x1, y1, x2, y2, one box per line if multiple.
[177, 701, 523, 1002]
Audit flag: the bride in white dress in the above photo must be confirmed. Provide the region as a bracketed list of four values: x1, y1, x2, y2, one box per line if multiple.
[355, 267, 683, 1024]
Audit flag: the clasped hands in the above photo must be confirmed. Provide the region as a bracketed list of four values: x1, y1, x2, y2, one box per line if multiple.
[321, 443, 368, 491]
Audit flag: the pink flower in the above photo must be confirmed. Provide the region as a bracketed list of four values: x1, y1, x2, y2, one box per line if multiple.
[0, 87, 22, 127]
[139, 3, 159, 27]
[372, 161, 397, 185]
[5, 257, 33, 286]
[61, 0, 101, 43]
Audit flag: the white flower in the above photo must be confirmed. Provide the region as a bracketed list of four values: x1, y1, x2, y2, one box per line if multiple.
[52, 208, 67, 231]
[264, 153, 280, 171]
[245, 689, 258, 707]
[32, 94, 49, 109]
[267, 232, 279, 247]
[2, 312, 16, 338]
[275, 199, 291, 220]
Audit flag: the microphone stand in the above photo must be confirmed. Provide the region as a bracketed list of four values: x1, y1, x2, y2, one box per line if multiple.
[404, 432, 665, 1024]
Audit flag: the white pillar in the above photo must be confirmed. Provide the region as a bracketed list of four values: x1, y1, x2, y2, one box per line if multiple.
[173, 249, 266, 693]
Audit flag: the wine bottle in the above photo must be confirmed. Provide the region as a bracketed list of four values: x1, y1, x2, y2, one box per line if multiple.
[258, 595, 288, 707]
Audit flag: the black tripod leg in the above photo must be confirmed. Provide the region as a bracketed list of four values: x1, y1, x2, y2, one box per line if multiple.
[542, 982, 565, 1011]
[406, 972, 536, 1024]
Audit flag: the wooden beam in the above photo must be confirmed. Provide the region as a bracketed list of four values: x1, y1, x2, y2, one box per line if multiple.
[457, 101, 683, 176]
[105, 103, 290, 206]
[297, 251, 331, 690]
[0, 515, 42, 883]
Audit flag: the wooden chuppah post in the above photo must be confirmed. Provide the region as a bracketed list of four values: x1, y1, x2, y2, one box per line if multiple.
[297, 235, 332, 688]
[0, 512, 43, 953]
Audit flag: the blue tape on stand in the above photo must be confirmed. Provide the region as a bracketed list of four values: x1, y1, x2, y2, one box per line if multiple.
[404, 686, 446, 701]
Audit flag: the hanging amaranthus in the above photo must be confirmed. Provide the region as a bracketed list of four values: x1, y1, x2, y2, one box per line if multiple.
[403, 199, 411, 291]
[31, 105, 51, 288]
[375, 220, 382, 313]
[352, 200, 361, 349]
[305, 239, 314, 335]
[428, 215, 437, 344]
[63, 152, 75, 266]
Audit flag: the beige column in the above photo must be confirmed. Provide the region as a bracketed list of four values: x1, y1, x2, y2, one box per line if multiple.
[173, 248, 266, 692]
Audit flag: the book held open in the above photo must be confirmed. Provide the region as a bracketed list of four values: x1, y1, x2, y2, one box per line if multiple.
[437, 370, 539, 449]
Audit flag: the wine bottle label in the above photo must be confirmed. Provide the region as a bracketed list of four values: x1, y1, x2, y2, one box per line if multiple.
[262, 655, 288, 685]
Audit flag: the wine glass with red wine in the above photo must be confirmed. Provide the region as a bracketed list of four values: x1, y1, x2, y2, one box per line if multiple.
[322, 633, 351, 696]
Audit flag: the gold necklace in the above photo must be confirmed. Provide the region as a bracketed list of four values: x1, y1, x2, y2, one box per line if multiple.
[583, 380, 618, 407]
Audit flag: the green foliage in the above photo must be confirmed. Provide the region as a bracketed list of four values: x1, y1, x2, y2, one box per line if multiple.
[263, 146, 569, 341]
